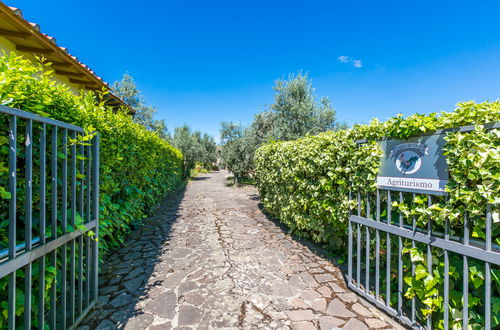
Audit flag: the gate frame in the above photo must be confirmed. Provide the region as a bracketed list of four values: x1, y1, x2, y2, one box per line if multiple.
[0, 105, 99, 330]
[347, 122, 500, 329]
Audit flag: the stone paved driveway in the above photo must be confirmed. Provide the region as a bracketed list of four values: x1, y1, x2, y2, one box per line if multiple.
[80, 171, 404, 330]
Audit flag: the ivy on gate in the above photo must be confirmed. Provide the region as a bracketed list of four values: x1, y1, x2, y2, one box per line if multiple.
[255, 101, 500, 328]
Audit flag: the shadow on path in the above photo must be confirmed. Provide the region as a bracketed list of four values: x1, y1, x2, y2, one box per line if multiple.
[80, 185, 187, 329]
[80, 172, 405, 330]
[256, 202, 347, 272]
[190, 176, 210, 181]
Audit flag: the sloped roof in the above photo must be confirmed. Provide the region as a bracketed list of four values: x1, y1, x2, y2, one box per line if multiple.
[0, 2, 132, 112]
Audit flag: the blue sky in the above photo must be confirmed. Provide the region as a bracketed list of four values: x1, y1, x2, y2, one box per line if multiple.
[9, 0, 500, 139]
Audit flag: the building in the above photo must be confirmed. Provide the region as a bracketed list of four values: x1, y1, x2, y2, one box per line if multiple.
[0, 1, 129, 111]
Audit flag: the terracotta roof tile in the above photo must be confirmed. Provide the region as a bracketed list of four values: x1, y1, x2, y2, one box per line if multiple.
[8, 6, 21, 16]
[1, 2, 132, 111]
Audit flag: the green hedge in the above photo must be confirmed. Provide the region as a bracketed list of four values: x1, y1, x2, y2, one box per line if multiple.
[0, 53, 183, 252]
[0, 53, 183, 328]
[255, 101, 500, 328]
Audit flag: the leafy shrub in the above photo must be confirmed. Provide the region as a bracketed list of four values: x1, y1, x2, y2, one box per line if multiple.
[0, 53, 183, 252]
[255, 101, 500, 328]
[0, 53, 183, 328]
[255, 130, 380, 250]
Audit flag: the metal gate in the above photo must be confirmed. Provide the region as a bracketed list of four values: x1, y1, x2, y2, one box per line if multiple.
[347, 123, 500, 329]
[0, 105, 99, 329]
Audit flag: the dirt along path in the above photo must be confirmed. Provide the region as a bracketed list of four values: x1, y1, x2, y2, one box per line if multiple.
[80, 170, 404, 330]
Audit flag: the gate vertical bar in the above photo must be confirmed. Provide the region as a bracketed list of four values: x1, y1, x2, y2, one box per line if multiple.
[463, 211, 469, 330]
[356, 190, 361, 288]
[61, 128, 68, 329]
[427, 196, 433, 329]
[8, 115, 17, 330]
[91, 134, 100, 301]
[85, 144, 91, 307]
[397, 191, 403, 316]
[348, 190, 352, 285]
[365, 192, 370, 295]
[78, 141, 84, 315]
[386, 191, 391, 307]
[485, 204, 491, 329]
[69, 131, 77, 325]
[50, 126, 57, 330]
[375, 189, 380, 300]
[411, 193, 416, 324]
[38, 123, 46, 329]
[443, 209, 449, 329]
[24, 119, 33, 329]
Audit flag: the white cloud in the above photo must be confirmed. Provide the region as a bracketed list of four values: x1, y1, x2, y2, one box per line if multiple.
[337, 55, 363, 68]
[337, 55, 350, 63]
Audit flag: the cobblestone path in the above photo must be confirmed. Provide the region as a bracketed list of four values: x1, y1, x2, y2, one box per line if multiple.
[81, 171, 404, 330]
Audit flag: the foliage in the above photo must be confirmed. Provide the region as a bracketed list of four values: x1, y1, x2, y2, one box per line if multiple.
[270, 72, 338, 141]
[0, 52, 183, 250]
[112, 72, 169, 139]
[170, 124, 217, 177]
[220, 121, 243, 145]
[0, 53, 183, 328]
[255, 130, 380, 249]
[197, 131, 218, 167]
[396, 123, 500, 328]
[219, 122, 253, 182]
[254, 100, 500, 328]
[191, 162, 217, 177]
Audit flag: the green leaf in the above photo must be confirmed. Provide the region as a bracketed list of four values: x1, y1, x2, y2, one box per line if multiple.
[424, 274, 438, 290]
[415, 265, 428, 280]
[0, 187, 11, 199]
[410, 247, 424, 262]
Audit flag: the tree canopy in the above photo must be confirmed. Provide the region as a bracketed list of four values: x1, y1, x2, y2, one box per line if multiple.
[220, 72, 348, 180]
[112, 72, 169, 138]
[270, 72, 337, 141]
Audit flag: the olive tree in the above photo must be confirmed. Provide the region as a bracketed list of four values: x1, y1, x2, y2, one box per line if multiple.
[112, 72, 169, 139]
[219, 71, 348, 181]
[270, 72, 337, 141]
[171, 125, 217, 177]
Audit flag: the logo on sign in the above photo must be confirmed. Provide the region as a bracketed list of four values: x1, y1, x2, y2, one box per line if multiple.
[390, 143, 428, 175]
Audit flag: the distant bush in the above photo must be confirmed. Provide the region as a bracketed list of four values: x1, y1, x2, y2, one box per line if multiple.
[255, 101, 500, 328]
[171, 125, 217, 177]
